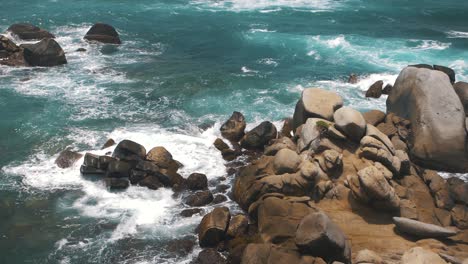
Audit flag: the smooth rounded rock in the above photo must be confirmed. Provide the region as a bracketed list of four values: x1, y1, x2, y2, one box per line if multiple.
[273, 148, 301, 174]
[393, 217, 458, 238]
[333, 107, 366, 142]
[84, 23, 121, 44]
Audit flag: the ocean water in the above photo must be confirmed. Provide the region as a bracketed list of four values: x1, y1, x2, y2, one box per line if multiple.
[0, 0, 467, 263]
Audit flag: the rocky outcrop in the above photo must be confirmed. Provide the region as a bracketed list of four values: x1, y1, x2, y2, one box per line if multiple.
[198, 207, 231, 247]
[220, 111, 246, 141]
[387, 66, 468, 172]
[273, 148, 301, 174]
[293, 88, 343, 129]
[393, 217, 457, 238]
[84, 23, 121, 44]
[7, 23, 55, 40]
[21, 38, 67, 67]
[366, 80, 383, 98]
[240, 121, 277, 150]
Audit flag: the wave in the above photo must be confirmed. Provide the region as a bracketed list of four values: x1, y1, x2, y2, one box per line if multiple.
[190, 0, 340, 12]
[446, 30, 468, 39]
[408, 39, 451, 50]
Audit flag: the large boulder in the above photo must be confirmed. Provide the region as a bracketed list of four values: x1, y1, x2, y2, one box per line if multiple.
[401, 247, 448, 264]
[454, 82, 468, 115]
[362, 110, 386, 126]
[434, 65, 455, 84]
[393, 217, 457, 238]
[198, 207, 230, 247]
[7, 23, 55, 40]
[146, 146, 177, 169]
[240, 121, 277, 150]
[387, 66, 468, 172]
[296, 118, 332, 152]
[186, 173, 208, 191]
[241, 243, 326, 264]
[21, 38, 66, 67]
[333, 107, 366, 142]
[220, 111, 246, 142]
[365, 80, 383, 98]
[273, 148, 301, 174]
[295, 212, 351, 263]
[293, 88, 343, 130]
[185, 190, 214, 207]
[55, 150, 83, 168]
[113, 140, 146, 161]
[357, 165, 400, 209]
[84, 23, 121, 44]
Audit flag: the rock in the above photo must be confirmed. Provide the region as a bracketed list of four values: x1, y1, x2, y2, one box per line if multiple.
[391, 136, 408, 152]
[395, 150, 410, 175]
[360, 145, 400, 175]
[447, 177, 468, 205]
[376, 122, 397, 137]
[365, 124, 396, 155]
[297, 118, 332, 152]
[421, 170, 454, 210]
[401, 247, 448, 264]
[220, 111, 246, 142]
[146, 146, 177, 169]
[139, 176, 163, 190]
[83, 153, 101, 168]
[300, 161, 319, 180]
[358, 166, 400, 209]
[113, 140, 146, 161]
[393, 217, 458, 238]
[129, 170, 147, 184]
[20, 38, 66, 67]
[451, 204, 468, 229]
[366, 80, 383, 98]
[198, 207, 230, 247]
[387, 66, 468, 172]
[453, 82, 468, 114]
[273, 148, 301, 174]
[7, 23, 55, 40]
[317, 149, 343, 174]
[409, 64, 433, 70]
[382, 84, 393, 95]
[355, 249, 384, 264]
[295, 212, 351, 263]
[213, 194, 227, 204]
[84, 23, 121, 44]
[326, 125, 347, 140]
[241, 243, 325, 264]
[185, 190, 214, 207]
[55, 150, 83, 168]
[348, 74, 358, 84]
[106, 160, 131, 178]
[105, 178, 129, 189]
[180, 208, 203, 217]
[214, 138, 230, 151]
[399, 199, 419, 220]
[264, 137, 296, 156]
[101, 138, 115, 149]
[240, 121, 277, 150]
[226, 215, 248, 238]
[280, 117, 294, 137]
[333, 107, 366, 142]
[192, 248, 227, 264]
[186, 173, 208, 191]
[293, 88, 344, 129]
[362, 110, 386, 126]
[434, 65, 456, 84]
[76, 48, 86, 52]
[80, 165, 105, 175]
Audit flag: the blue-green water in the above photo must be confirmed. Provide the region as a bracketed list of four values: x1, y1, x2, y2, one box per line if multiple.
[0, 0, 467, 263]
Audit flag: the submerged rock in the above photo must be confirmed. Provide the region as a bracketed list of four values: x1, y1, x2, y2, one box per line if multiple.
[393, 217, 457, 238]
[84, 23, 121, 44]
[7, 23, 55, 40]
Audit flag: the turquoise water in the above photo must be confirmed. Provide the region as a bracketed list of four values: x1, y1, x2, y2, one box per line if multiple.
[1, 0, 467, 263]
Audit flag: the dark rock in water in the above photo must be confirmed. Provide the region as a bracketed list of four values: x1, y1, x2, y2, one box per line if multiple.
[112, 139, 146, 161]
[80, 165, 105, 175]
[392, 217, 458, 238]
[101, 138, 115, 149]
[191, 248, 227, 264]
[362, 110, 386, 126]
[198, 207, 230, 247]
[409, 64, 433, 70]
[84, 23, 121, 44]
[366, 80, 383, 98]
[135, 160, 159, 175]
[76, 48, 87, 52]
[213, 138, 230, 151]
[21, 38, 67, 67]
[382, 84, 393, 94]
[180, 208, 203, 217]
[138, 176, 163, 190]
[453, 82, 468, 115]
[185, 190, 214, 207]
[0, 36, 27, 66]
[240, 121, 277, 150]
[295, 212, 351, 263]
[434, 65, 455, 83]
[186, 173, 208, 191]
[97, 155, 116, 170]
[105, 178, 129, 189]
[83, 153, 99, 168]
[214, 184, 230, 194]
[146, 146, 179, 170]
[55, 150, 83, 168]
[106, 160, 131, 178]
[7, 23, 55, 40]
[129, 169, 147, 184]
[165, 236, 196, 257]
[348, 73, 358, 84]
[220, 111, 246, 142]
[213, 194, 227, 204]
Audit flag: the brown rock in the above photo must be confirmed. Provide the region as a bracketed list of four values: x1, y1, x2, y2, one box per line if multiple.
[451, 204, 468, 229]
[192, 248, 227, 264]
[7, 23, 55, 40]
[240, 121, 277, 150]
[55, 150, 83, 168]
[186, 173, 208, 191]
[365, 80, 383, 98]
[214, 138, 230, 151]
[220, 111, 246, 142]
[447, 177, 468, 205]
[376, 122, 397, 137]
[280, 117, 294, 138]
[382, 84, 393, 94]
[101, 138, 116, 149]
[273, 148, 301, 174]
[198, 207, 230, 247]
[185, 190, 214, 207]
[401, 247, 448, 264]
[84, 23, 121, 44]
[355, 249, 384, 264]
[226, 214, 248, 238]
[362, 110, 386, 126]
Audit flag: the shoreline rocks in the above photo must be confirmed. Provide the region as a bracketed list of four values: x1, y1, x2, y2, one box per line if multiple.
[7, 23, 55, 40]
[84, 23, 121, 44]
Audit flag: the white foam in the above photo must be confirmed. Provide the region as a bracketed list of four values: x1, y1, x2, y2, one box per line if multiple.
[447, 30, 468, 39]
[410, 39, 451, 50]
[241, 66, 258, 73]
[257, 58, 279, 67]
[190, 0, 340, 12]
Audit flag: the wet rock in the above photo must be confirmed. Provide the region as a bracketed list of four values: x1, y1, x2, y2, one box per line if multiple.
[362, 110, 386, 126]
[295, 212, 351, 263]
[348, 73, 358, 84]
[186, 173, 208, 191]
[139, 176, 163, 190]
[113, 140, 146, 161]
[80, 153, 105, 174]
[105, 178, 129, 189]
[192, 248, 227, 264]
[273, 148, 301, 174]
[180, 208, 203, 217]
[214, 138, 230, 151]
[101, 138, 116, 149]
[434, 65, 455, 84]
[220, 111, 246, 142]
[198, 207, 230, 247]
[401, 247, 448, 264]
[76, 48, 86, 52]
[7, 23, 55, 40]
[185, 190, 214, 207]
[355, 249, 384, 264]
[293, 88, 344, 129]
[55, 150, 83, 168]
[84, 23, 121, 44]
[146, 146, 179, 171]
[106, 160, 131, 178]
[213, 194, 227, 204]
[21, 38, 66, 67]
[393, 217, 458, 238]
[365, 80, 383, 98]
[165, 236, 196, 257]
[240, 121, 277, 150]
[333, 107, 366, 142]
